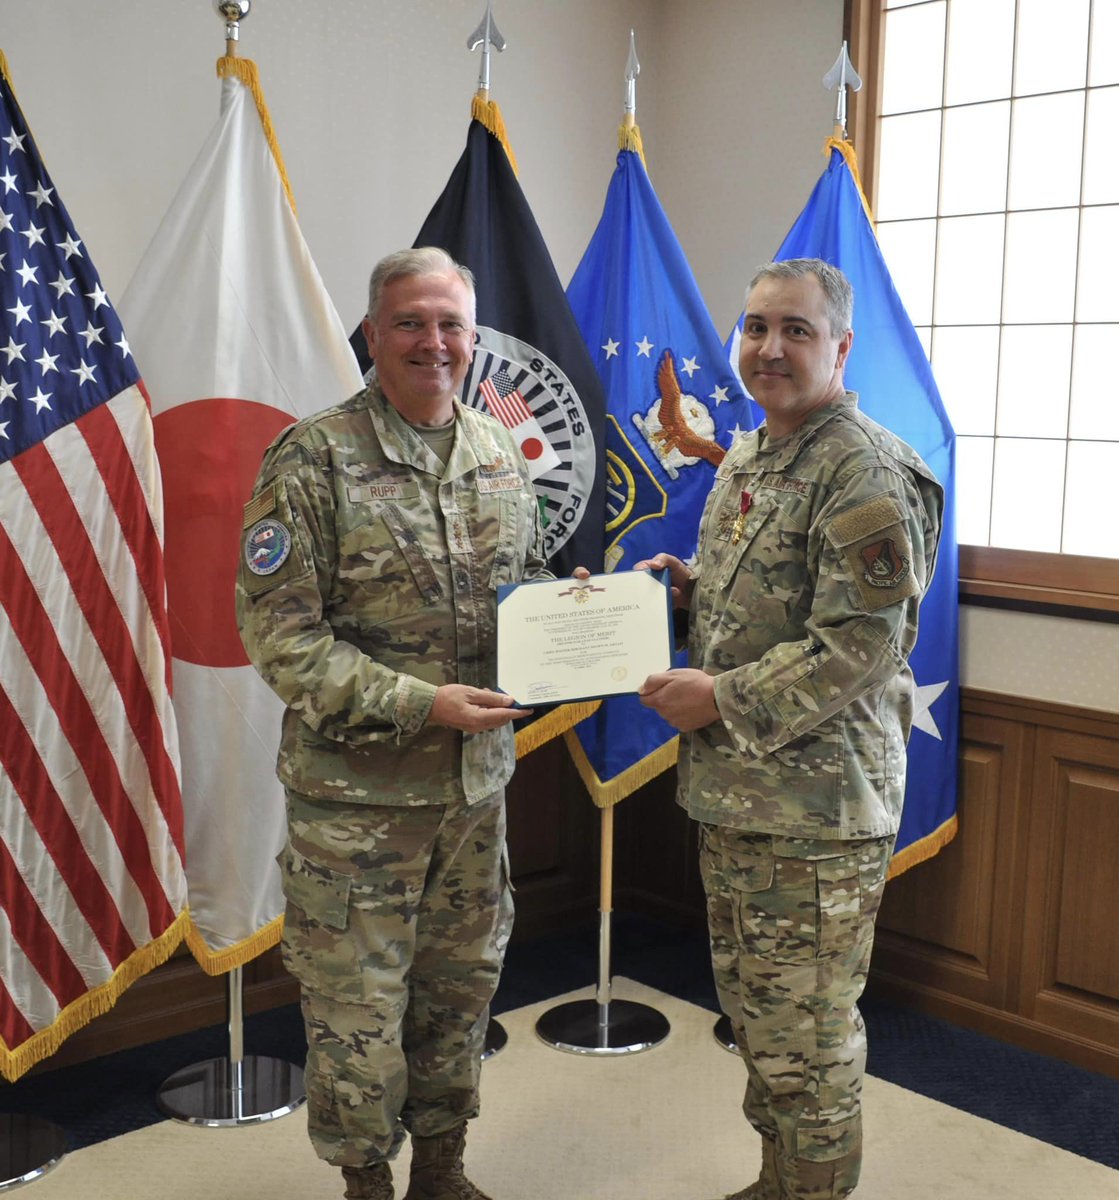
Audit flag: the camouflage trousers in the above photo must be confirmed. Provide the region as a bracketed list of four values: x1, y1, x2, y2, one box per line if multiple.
[280, 788, 513, 1168]
[698, 824, 894, 1199]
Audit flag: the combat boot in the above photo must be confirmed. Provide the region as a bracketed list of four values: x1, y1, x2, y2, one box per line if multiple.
[710, 1133, 781, 1200]
[342, 1161, 394, 1200]
[403, 1123, 492, 1200]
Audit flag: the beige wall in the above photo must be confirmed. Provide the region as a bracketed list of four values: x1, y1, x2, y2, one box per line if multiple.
[5, 0, 1115, 710]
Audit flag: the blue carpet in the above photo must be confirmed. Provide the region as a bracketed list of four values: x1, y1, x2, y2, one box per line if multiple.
[3, 913, 1117, 1169]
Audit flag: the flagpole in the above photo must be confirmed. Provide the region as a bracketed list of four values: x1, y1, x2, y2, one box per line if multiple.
[534, 32, 669, 1056]
[153, 1, 306, 1125]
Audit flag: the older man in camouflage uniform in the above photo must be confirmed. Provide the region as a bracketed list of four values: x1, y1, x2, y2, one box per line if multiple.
[637, 260, 943, 1200]
[236, 247, 550, 1200]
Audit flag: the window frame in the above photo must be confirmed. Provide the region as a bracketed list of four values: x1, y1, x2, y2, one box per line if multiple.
[845, 0, 1118, 617]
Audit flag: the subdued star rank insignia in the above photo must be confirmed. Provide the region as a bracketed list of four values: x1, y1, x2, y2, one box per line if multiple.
[860, 537, 909, 588]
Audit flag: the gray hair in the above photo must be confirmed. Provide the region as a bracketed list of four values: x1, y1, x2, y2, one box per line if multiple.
[747, 258, 853, 336]
[366, 247, 477, 324]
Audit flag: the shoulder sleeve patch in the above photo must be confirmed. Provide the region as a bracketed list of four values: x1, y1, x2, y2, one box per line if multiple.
[826, 494, 921, 613]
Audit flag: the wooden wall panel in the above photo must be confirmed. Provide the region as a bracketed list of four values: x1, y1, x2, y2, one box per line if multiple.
[868, 696, 1119, 1079]
[1017, 728, 1119, 1053]
[874, 716, 1023, 1009]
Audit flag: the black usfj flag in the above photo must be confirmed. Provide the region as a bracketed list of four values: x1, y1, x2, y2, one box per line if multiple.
[351, 100, 606, 752]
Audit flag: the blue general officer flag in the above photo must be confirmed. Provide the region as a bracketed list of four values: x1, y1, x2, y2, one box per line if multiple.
[769, 139, 960, 874]
[565, 134, 753, 806]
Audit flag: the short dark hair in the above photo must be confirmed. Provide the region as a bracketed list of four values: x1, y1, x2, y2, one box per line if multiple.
[747, 258, 853, 335]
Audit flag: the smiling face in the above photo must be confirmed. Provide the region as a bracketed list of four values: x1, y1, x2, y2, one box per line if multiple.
[362, 270, 476, 425]
[738, 272, 853, 440]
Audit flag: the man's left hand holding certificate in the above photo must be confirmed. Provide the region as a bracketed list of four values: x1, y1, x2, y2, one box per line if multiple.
[496, 570, 674, 706]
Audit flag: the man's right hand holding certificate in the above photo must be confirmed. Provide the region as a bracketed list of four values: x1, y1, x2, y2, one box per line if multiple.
[626, 554, 720, 734]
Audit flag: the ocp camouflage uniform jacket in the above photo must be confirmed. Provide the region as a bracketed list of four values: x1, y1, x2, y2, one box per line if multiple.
[681, 390, 943, 840]
[235, 382, 551, 807]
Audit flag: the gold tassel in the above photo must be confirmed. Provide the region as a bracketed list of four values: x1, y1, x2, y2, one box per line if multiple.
[886, 814, 959, 879]
[514, 700, 600, 758]
[824, 136, 875, 226]
[0, 908, 191, 1083]
[563, 727, 679, 809]
[618, 118, 648, 173]
[185, 912, 285, 977]
[471, 94, 519, 176]
[216, 56, 298, 217]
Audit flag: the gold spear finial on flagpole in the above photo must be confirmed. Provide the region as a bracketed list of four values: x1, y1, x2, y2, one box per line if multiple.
[215, 0, 251, 59]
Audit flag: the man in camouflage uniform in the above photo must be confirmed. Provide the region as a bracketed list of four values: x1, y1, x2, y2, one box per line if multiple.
[637, 260, 943, 1199]
[236, 247, 550, 1200]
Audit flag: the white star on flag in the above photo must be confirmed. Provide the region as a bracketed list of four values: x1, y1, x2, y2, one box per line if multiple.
[912, 679, 949, 739]
[602, 338, 619, 358]
[710, 384, 731, 405]
[681, 356, 700, 376]
[635, 335, 653, 357]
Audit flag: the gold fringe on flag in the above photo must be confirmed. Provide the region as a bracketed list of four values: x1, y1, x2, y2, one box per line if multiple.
[514, 700, 600, 759]
[563, 726, 679, 809]
[0, 49, 12, 90]
[471, 93, 519, 176]
[185, 912, 285, 977]
[217, 55, 298, 217]
[824, 136, 875, 226]
[618, 117, 648, 173]
[886, 813, 958, 879]
[0, 907, 190, 1083]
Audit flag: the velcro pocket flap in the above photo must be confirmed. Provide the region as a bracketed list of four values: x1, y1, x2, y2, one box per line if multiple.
[825, 494, 903, 547]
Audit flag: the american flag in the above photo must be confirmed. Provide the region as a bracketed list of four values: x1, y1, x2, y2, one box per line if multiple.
[0, 55, 187, 1081]
[478, 366, 533, 427]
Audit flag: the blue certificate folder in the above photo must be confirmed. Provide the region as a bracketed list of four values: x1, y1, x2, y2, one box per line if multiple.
[496, 568, 674, 707]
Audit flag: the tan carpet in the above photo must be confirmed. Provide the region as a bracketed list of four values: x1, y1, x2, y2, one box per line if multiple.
[23, 979, 1119, 1199]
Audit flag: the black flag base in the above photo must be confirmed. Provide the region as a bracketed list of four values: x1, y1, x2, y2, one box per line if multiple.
[482, 1018, 508, 1060]
[156, 966, 304, 1128]
[0, 1113, 67, 1189]
[712, 1013, 740, 1055]
[535, 994, 670, 1056]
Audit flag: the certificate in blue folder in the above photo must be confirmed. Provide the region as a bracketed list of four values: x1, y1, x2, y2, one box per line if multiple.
[496, 569, 674, 706]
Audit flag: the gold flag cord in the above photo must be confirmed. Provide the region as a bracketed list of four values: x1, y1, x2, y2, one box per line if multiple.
[618, 115, 648, 172]
[217, 55, 298, 217]
[824, 135, 875, 226]
[472, 93, 519, 175]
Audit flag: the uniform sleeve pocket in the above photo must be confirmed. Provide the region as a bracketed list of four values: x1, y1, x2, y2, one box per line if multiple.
[824, 493, 921, 612]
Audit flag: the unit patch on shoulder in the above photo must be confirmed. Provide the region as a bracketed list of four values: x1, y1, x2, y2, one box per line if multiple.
[860, 538, 909, 589]
[825, 494, 921, 612]
[244, 518, 292, 576]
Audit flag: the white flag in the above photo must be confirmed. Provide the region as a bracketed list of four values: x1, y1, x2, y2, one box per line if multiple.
[117, 58, 362, 972]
